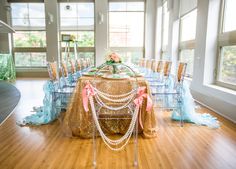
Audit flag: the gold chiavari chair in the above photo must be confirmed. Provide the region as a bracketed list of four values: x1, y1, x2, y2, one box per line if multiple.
[145, 59, 153, 70]
[69, 60, 76, 74]
[47, 62, 58, 81]
[75, 59, 82, 72]
[156, 60, 163, 73]
[163, 61, 172, 77]
[61, 62, 68, 77]
[139, 58, 145, 67]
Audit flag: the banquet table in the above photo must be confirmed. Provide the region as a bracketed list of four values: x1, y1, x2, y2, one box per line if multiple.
[62, 75, 158, 138]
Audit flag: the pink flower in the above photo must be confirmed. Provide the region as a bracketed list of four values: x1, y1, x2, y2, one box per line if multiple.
[110, 53, 120, 63]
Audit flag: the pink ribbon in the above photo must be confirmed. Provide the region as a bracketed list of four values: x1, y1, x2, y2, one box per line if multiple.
[134, 87, 153, 112]
[82, 82, 95, 112]
[134, 87, 153, 130]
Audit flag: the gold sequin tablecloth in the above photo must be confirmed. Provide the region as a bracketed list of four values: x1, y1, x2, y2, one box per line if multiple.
[62, 76, 158, 138]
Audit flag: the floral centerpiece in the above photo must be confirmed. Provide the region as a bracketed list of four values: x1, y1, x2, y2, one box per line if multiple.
[106, 52, 122, 64]
[105, 52, 122, 74]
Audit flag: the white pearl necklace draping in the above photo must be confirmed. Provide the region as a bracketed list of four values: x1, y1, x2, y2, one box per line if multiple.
[88, 86, 139, 151]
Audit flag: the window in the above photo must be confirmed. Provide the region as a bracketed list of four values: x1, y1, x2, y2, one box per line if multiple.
[217, 0, 236, 89]
[161, 1, 169, 60]
[11, 3, 46, 67]
[109, 1, 145, 64]
[59, 2, 95, 65]
[179, 9, 197, 77]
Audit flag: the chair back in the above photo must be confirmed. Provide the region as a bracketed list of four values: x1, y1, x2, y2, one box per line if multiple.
[156, 60, 163, 73]
[61, 62, 68, 77]
[81, 58, 87, 69]
[177, 62, 187, 83]
[47, 62, 58, 80]
[163, 61, 172, 77]
[145, 59, 153, 69]
[139, 58, 145, 67]
[69, 60, 76, 74]
[150, 59, 156, 71]
[75, 59, 82, 71]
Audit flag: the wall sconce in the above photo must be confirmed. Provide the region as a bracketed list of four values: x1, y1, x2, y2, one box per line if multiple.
[48, 13, 54, 24]
[98, 12, 104, 24]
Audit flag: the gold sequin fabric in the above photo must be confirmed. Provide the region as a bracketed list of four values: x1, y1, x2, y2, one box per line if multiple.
[62, 76, 158, 138]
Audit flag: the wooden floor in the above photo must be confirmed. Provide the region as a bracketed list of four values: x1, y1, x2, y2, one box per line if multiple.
[0, 78, 236, 169]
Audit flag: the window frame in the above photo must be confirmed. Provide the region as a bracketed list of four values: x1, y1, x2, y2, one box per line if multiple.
[108, 1, 146, 61]
[216, 0, 236, 90]
[178, 8, 197, 78]
[10, 2, 47, 68]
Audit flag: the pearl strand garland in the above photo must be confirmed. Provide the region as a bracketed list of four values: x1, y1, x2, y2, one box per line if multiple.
[95, 94, 133, 111]
[89, 96, 139, 151]
[94, 87, 136, 98]
[95, 90, 135, 103]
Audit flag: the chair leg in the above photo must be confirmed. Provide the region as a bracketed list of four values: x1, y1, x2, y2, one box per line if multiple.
[178, 100, 183, 127]
[93, 120, 97, 167]
[133, 118, 138, 167]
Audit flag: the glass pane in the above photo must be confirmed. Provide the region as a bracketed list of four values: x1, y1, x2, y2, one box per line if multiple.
[179, 49, 194, 77]
[15, 52, 46, 67]
[219, 46, 236, 84]
[77, 3, 94, 17]
[15, 53, 31, 67]
[12, 18, 30, 27]
[162, 1, 169, 47]
[29, 19, 45, 27]
[60, 31, 94, 47]
[180, 9, 197, 42]
[223, 0, 236, 32]
[115, 51, 143, 65]
[109, 2, 144, 11]
[78, 18, 94, 26]
[60, 3, 77, 18]
[28, 3, 45, 18]
[31, 53, 47, 67]
[109, 12, 144, 47]
[61, 52, 95, 66]
[162, 51, 170, 60]
[11, 3, 28, 18]
[60, 18, 78, 27]
[60, 3, 94, 29]
[13, 31, 46, 47]
[11, 3, 45, 27]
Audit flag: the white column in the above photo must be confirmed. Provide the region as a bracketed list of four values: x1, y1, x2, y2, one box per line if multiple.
[168, 0, 180, 74]
[0, 0, 11, 53]
[44, 0, 60, 62]
[155, 0, 162, 60]
[145, 0, 157, 59]
[95, 0, 108, 66]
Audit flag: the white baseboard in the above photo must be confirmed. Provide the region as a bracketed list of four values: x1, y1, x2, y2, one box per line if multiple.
[194, 99, 236, 124]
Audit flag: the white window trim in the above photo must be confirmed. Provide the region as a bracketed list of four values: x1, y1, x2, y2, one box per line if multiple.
[178, 8, 197, 78]
[216, 0, 236, 90]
